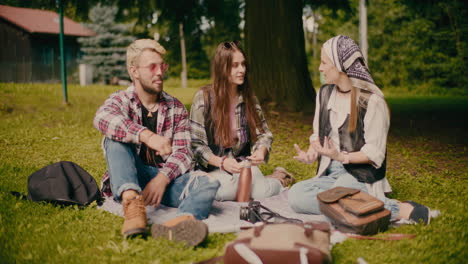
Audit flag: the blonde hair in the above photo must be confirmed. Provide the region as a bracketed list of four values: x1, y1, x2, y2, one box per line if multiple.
[126, 39, 166, 80]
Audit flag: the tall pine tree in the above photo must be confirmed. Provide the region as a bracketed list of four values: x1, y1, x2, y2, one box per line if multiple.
[78, 4, 135, 84]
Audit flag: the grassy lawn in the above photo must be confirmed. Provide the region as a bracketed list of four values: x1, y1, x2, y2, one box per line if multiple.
[0, 81, 466, 263]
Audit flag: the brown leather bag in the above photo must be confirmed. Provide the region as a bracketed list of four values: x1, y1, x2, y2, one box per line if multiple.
[200, 222, 331, 264]
[317, 187, 390, 235]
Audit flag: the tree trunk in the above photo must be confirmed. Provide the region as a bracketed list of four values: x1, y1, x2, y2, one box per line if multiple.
[312, 12, 318, 83]
[179, 22, 187, 88]
[245, 0, 315, 111]
[359, 0, 368, 63]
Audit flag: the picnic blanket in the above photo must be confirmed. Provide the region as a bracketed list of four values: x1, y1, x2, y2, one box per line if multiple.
[99, 189, 328, 233]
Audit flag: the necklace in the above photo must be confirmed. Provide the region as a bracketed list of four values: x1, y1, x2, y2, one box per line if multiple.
[336, 86, 351, 93]
[146, 103, 158, 117]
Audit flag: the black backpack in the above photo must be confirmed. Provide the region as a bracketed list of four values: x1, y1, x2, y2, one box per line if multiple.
[24, 161, 102, 206]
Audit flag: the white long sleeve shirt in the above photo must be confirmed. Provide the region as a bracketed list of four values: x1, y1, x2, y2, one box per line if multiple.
[309, 88, 392, 199]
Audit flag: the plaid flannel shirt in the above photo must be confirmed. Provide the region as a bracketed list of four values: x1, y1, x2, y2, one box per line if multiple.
[190, 89, 273, 169]
[93, 85, 192, 196]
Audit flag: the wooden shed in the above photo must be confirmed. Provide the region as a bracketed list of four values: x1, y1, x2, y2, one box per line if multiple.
[0, 5, 95, 83]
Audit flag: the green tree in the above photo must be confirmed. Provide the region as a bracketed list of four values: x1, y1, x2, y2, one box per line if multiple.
[366, 0, 467, 90]
[398, 0, 467, 89]
[311, 0, 467, 93]
[201, 0, 243, 59]
[77, 4, 135, 84]
[115, 0, 212, 79]
[245, 0, 315, 110]
[152, 0, 210, 79]
[244, 0, 351, 110]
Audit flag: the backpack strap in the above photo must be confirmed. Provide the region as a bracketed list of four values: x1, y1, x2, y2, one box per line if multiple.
[253, 223, 266, 237]
[302, 222, 331, 237]
[258, 202, 303, 224]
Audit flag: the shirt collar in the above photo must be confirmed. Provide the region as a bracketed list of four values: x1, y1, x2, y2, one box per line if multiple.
[237, 94, 245, 106]
[327, 86, 351, 114]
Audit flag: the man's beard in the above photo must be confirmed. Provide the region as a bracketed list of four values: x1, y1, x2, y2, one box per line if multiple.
[142, 84, 161, 95]
[141, 78, 163, 95]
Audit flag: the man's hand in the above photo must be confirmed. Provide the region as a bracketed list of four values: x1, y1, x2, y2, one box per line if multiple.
[140, 130, 172, 156]
[223, 158, 242, 174]
[142, 173, 170, 206]
[310, 136, 341, 161]
[247, 147, 267, 166]
[293, 143, 318, 164]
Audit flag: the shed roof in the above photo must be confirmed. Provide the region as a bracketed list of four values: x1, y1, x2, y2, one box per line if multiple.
[0, 4, 95, 37]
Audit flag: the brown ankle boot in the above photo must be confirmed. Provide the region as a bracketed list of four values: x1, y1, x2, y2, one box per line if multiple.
[266, 167, 296, 187]
[151, 215, 208, 247]
[122, 195, 147, 237]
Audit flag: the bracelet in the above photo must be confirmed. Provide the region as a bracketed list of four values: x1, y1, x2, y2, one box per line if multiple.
[220, 156, 227, 171]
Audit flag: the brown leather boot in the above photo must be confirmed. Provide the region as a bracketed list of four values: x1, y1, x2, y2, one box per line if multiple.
[266, 167, 296, 187]
[151, 215, 208, 247]
[122, 195, 147, 237]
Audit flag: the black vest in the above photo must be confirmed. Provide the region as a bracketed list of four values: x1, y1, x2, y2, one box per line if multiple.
[317, 84, 386, 183]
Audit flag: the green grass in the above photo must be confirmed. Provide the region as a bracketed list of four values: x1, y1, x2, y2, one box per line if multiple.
[0, 82, 467, 263]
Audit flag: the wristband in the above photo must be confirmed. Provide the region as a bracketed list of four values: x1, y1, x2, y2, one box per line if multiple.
[220, 156, 227, 171]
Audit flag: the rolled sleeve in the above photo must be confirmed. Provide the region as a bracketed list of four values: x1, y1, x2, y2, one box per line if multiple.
[361, 95, 390, 168]
[160, 105, 193, 181]
[190, 90, 215, 168]
[252, 97, 273, 161]
[309, 91, 321, 143]
[93, 91, 145, 144]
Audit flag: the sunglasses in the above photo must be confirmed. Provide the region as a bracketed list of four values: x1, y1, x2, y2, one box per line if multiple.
[139, 63, 169, 74]
[222, 41, 241, 49]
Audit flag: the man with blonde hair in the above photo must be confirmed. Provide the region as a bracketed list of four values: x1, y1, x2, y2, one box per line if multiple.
[94, 39, 219, 246]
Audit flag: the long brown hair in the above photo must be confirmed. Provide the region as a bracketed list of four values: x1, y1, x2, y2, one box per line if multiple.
[208, 41, 262, 147]
[348, 86, 359, 132]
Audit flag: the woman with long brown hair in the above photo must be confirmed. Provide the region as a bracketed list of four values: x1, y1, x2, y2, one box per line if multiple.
[190, 41, 294, 201]
[288, 35, 433, 224]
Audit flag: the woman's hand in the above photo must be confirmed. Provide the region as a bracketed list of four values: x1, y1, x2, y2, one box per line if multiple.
[311, 136, 341, 161]
[223, 158, 242, 174]
[247, 147, 267, 166]
[293, 144, 318, 164]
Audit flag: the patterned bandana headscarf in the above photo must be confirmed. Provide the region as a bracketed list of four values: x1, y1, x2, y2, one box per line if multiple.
[322, 35, 384, 98]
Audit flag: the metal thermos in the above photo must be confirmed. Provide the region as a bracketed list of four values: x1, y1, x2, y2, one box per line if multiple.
[236, 160, 252, 202]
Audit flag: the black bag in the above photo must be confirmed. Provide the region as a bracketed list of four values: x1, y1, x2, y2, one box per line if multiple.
[25, 161, 101, 206]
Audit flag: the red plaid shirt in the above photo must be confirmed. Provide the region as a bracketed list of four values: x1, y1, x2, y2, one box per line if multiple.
[93, 85, 193, 196]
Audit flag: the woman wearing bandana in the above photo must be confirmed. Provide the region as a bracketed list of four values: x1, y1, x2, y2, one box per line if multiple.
[288, 35, 432, 224]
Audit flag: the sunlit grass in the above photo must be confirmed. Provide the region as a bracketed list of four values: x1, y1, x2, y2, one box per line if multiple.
[0, 82, 466, 263]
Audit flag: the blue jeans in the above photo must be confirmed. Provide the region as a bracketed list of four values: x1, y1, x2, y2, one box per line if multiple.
[208, 166, 284, 201]
[104, 138, 220, 220]
[288, 161, 400, 220]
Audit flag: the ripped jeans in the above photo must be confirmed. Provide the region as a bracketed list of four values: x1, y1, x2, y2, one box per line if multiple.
[104, 138, 220, 220]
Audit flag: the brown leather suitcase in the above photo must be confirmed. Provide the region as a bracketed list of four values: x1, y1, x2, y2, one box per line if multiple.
[317, 187, 390, 235]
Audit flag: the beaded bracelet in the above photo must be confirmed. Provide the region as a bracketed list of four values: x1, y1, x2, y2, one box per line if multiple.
[220, 156, 227, 171]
